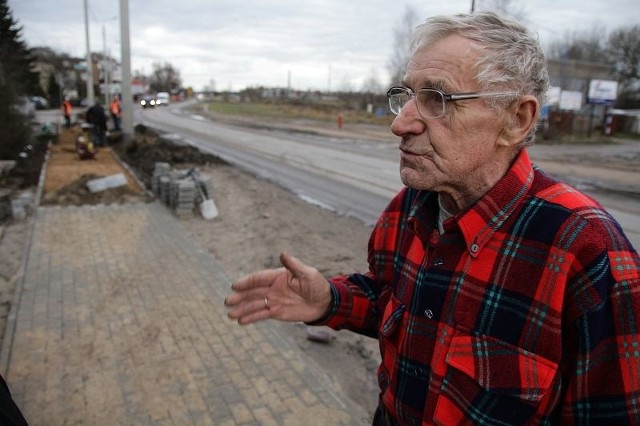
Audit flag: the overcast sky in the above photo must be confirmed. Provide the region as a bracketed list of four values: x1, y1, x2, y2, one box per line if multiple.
[8, 0, 640, 92]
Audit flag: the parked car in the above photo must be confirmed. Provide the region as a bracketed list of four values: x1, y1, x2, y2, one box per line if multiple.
[14, 96, 35, 118]
[140, 95, 156, 109]
[30, 96, 49, 110]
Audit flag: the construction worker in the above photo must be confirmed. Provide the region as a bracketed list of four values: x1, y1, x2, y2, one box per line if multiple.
[62, 97, 73, 128]
[110, 95, 122, 131]
[85, 101, 107, 147]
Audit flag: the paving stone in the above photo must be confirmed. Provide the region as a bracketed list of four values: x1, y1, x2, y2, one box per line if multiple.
[0, 202, 369, 425]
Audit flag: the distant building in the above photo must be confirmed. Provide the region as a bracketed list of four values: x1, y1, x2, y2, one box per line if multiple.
[547, 58, 611, 93]
[544, 58, 616, 137]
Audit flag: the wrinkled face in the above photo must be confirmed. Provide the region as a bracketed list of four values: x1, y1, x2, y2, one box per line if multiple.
[391, 34, 510, 196]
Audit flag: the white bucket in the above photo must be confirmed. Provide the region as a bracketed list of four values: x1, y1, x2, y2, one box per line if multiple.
[199, 199, 219, 220]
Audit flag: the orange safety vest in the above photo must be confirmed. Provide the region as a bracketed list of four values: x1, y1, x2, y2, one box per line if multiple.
[62, 100, 72, 115]
[110, 99, 121, 115]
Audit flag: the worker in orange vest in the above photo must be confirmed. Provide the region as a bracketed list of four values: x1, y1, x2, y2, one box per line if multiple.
[62, 98, 73, 128]
[110, 95, 122, 131]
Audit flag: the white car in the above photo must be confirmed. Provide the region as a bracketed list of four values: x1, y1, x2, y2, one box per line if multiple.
[155, 92, 170, 106]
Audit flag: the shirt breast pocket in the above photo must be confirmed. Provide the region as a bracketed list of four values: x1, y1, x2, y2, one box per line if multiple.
[434, 329, 558, 425]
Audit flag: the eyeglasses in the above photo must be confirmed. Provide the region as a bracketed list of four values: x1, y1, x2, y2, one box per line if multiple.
[386, 86, 518, 119]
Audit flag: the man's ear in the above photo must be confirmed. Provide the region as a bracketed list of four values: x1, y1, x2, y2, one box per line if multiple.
[498, 96, 539, 147]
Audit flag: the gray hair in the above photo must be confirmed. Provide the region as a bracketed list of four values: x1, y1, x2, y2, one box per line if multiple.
[411, 12, 549, 147]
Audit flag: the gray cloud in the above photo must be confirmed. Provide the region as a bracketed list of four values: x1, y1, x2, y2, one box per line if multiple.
[8, 0, 639, 91]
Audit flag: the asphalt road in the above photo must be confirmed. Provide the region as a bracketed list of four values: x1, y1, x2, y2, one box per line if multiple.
[136, 103, 399, 224]
[35, 103, 639, 249]
[136, 102, 639, 248]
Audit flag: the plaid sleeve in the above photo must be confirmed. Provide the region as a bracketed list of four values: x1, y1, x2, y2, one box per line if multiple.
[321, 272, 382, 338]
[321, 190, 412, 336]
[561, 220, 640, 424]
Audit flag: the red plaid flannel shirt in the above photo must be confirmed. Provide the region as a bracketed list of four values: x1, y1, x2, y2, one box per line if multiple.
[321, 149, 640, 425]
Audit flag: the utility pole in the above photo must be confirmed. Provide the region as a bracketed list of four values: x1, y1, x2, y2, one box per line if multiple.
[102, 24, 110, 108]
[102, 17, 117, 108]
[120, 0, 134, 140]
[83, 0, 94, 105]
[471, 0, 476, 12]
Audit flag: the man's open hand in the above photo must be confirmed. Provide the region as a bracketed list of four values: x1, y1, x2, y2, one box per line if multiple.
[224, 252, 332, 325]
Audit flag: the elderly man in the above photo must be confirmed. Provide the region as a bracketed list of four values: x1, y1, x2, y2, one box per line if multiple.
[225, 12, 640, 425]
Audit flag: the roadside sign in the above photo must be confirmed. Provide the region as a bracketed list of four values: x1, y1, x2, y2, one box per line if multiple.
[545, 86, 561, 106]
[559, 90, 583, 111]
[588, 79, 618, 105]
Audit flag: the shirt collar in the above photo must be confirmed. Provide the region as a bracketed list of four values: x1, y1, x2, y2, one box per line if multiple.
[456, 149, 535, 257]
[404, 150, 534, 255]
[406, 189, 438, 242]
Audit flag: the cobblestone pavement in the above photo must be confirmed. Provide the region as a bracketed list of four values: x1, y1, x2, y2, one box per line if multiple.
[0, 202, 370, 425]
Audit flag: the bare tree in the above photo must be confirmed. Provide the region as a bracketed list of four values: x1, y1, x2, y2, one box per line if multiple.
[607, 25, 640, 93]
[606, 24, 640, 108]
[546, 25, 608, 62]
[477, 0, 527, 21]
[386, 5, 419, 87]
[338, 73, 355, 93]
[546, 24, 640, 108]
[148, 61, 182, 93]
[361, 68, 383, 94]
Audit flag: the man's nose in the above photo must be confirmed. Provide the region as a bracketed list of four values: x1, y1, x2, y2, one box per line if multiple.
[390, 100, 425, 137]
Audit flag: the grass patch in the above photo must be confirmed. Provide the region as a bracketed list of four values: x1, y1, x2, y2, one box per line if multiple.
[541, 133, 639, 145]
[205, 101, 394, 126]
[196, 100, 639, 145]
[614, 132, 640, 141]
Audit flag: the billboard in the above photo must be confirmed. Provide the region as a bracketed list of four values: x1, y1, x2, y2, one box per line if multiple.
[588, 79, 618, 105]
[559, 90, 583, 111]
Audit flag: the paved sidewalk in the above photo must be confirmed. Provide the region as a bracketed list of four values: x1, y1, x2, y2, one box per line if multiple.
[0, 202, 369, 425]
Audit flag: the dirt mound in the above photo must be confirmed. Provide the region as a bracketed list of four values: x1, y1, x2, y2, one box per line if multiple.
[115, 125, 226, 188]
[40, 173, 150, 206]
[0, 133, 52, 193]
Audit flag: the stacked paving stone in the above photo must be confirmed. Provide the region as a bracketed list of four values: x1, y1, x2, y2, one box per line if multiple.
[152, 162, 215, 219]
[171, 175, 197, 219]
[152, 162, 171, 195]
[159, 176, 172, 206]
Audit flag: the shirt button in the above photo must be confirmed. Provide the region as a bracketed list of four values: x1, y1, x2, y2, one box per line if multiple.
[470, 243, 479, 253]
[424, 309, 434, 319]
[433, 258, 444, 267]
